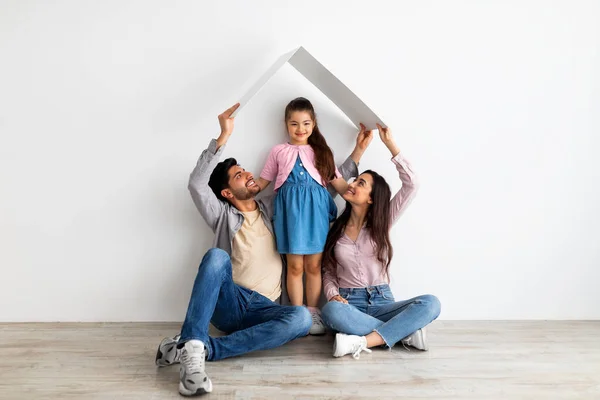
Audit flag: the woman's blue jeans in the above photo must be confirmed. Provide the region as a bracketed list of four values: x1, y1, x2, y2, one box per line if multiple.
[321, 284, 441, 347]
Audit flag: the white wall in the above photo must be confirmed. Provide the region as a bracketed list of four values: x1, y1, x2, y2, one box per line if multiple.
[1, 0, 598, 321]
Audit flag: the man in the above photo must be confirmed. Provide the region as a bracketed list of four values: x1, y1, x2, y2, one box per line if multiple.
[155, 103, 370, 396]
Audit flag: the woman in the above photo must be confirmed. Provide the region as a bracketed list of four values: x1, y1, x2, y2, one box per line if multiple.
[321, 124, 441, 359]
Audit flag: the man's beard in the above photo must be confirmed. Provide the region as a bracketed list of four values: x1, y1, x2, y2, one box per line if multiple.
[231, 185, 259, 201]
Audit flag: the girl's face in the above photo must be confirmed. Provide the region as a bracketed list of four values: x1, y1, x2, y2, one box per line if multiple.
[343, 173, 374, 206]
[286, 111, 314, 145]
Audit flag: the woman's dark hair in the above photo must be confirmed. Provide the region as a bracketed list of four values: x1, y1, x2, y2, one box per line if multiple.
[285, 97, 336, 182]
[322, 170, 394, 276]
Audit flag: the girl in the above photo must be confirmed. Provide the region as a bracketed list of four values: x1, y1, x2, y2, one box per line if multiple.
[320, 124, 441, 358]
[256, 97, 366, 335]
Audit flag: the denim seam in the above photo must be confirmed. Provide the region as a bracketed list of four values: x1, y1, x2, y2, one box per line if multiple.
[235, 290, 258, 332]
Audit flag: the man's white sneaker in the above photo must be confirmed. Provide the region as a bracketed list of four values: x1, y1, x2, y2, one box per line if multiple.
[179, 340, 213, 396]
[333, 333, 372, 359]
[401, 328, 429, 351]
[155, 334, 181, 366]
[309, 310, 326, 336]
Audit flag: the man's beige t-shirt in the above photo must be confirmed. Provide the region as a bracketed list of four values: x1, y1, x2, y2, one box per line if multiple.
[230, 208, 282, 301]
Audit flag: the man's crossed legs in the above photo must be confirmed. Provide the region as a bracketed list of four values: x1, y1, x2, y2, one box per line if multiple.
[156, 248, 311, 396]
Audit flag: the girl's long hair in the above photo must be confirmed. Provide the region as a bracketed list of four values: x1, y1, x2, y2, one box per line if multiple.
[285, 97, 336, 182]
[322, 170, 394, 277]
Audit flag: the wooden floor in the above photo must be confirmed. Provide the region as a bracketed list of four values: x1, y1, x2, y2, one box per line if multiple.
[1, 321, 599, 399]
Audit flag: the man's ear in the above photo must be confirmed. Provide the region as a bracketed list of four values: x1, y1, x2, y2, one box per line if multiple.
[221, 188, 233, 200]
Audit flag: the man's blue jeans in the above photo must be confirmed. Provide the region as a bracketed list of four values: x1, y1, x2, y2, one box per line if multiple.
[321, 284, 441, 347]
[179, 248, 311, 360]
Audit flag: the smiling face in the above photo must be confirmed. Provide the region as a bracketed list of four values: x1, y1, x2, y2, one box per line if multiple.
[221, 165, 260, 201]
[342, 173, 374, 206]
[286, 110, 314, 145]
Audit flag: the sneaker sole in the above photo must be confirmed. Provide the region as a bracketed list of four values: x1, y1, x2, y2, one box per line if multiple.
[332, 333, 343, 357]
[178, 380, 213, 396]
[420, 328, 429, 351]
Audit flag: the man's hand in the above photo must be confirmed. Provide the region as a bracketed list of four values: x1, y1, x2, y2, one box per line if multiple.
[330, 295, 348, 304]
[216, 103, 240, 149]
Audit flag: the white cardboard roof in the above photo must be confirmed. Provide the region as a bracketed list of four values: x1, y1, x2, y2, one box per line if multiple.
[232, 46, 385, 129]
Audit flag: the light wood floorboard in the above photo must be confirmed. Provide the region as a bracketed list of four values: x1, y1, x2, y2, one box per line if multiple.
[1, 321, 599, 399]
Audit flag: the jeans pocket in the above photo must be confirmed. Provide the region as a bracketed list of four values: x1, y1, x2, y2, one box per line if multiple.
[381, 289, 395, 301]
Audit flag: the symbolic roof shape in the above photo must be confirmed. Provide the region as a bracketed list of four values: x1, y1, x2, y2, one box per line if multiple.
[232, 46, 385, 129]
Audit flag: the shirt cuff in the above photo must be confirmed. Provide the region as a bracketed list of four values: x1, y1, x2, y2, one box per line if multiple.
[391, 152, 403, 163]
[208, 138, 224, 155]
[325, 288, 340, 301]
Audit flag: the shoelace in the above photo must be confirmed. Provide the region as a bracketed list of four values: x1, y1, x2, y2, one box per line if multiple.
[311, 312, 324, 326]
[401, 335, 412, 352]
[181, 348, 205, 374]
[351, 342, 372, 360]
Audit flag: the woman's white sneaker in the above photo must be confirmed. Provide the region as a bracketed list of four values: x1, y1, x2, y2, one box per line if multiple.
[333, 333, 372, 359]
[401, 328, 429, 351]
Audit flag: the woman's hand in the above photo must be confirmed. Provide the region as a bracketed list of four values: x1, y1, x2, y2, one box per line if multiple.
[350, 123, 373, 164]
[376, 123, 400, 157]
[330, 295, 348, 304]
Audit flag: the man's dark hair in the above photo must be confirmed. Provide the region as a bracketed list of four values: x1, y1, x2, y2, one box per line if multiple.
[208, 158, 238, 202]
